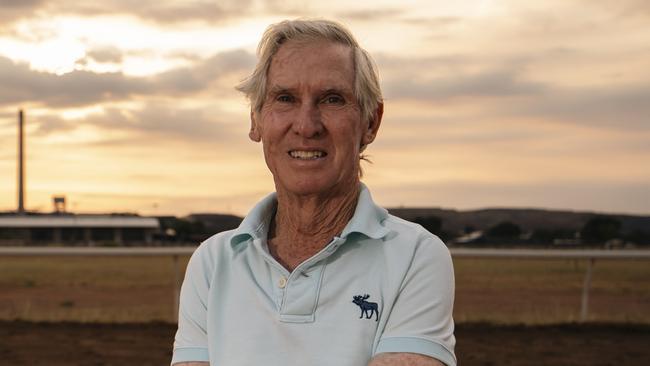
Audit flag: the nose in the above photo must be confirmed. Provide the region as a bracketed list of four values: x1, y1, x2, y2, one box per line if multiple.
[292, 102, 324, 138]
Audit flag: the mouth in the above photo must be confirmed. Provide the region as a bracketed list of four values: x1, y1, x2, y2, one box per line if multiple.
[288, 150, 327, 160]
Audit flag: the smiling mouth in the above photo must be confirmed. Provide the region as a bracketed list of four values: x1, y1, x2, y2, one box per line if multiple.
[288, 150, 327, 159]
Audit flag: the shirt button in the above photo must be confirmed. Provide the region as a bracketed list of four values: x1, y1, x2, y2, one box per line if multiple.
[278, 276, 287, 289]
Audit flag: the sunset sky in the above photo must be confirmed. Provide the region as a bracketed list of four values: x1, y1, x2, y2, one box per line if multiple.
[0, 0, 648, 216]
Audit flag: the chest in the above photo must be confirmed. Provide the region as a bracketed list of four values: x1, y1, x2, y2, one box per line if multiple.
[267, 236, 327, 271]
[205, 239, 403, 365]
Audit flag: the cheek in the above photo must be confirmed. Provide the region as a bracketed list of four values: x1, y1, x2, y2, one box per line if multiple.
[335, 140, 362, 169]
[262, 142, 281, 164]
[262, 146, 281, 178]
[325, 111, 364, 142]
[342, 126, 365, 154]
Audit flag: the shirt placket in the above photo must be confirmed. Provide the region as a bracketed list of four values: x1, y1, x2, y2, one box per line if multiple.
[261, 236, 346, 322]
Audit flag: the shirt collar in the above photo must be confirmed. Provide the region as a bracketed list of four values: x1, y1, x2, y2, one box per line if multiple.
[229, 192, 276, 247]
[229, 183, 390, 248]
[339, 183, 390, 240]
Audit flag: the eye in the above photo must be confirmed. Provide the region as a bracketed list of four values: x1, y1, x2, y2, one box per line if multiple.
[322, 94, 344, 105]
[276, 94, 294, 103]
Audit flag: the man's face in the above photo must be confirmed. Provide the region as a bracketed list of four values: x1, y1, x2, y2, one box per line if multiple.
[250, 40, 381, 197]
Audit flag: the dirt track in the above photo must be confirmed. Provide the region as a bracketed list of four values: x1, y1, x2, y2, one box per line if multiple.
[1, 321, 648, 365]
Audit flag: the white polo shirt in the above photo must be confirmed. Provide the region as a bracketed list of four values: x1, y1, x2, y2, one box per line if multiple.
[172, 184, 456, 366]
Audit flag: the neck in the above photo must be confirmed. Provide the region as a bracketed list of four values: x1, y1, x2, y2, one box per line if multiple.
[268, 182, 360, 271]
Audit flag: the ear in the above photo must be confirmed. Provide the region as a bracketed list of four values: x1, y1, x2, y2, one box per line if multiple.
[249, 110, 261, 142]
[361, 102, 383, 147]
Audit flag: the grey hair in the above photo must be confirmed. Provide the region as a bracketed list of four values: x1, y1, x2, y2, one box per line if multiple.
[235, 19, 383, 124]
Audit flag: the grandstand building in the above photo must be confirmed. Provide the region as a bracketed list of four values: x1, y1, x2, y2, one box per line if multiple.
[0, 214, 159, 246]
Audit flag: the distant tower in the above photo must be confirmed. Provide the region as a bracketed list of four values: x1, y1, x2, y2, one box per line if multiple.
[53, 196, 66, 213]
[18, 109, 25, 214]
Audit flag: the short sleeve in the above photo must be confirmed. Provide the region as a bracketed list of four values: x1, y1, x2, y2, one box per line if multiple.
[171, 244, 212, 364]
[375, 234, 456, 366]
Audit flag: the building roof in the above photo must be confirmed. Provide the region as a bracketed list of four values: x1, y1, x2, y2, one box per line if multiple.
[0, 215, 159, 229]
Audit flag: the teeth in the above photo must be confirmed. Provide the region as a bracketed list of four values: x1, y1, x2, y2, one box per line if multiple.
[290, 150, 324, 159]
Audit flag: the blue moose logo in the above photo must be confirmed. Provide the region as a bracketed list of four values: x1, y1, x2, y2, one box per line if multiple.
[352, 294, 379, 321]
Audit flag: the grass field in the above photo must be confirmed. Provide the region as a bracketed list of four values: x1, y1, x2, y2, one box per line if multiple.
[453, 257, 650, 324]
[0, 255, 648, 324]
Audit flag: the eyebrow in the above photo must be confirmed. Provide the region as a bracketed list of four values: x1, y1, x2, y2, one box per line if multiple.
[267, 85, 352, 96]
[321, 88, 350, 95]
[267, 85, 294, 95]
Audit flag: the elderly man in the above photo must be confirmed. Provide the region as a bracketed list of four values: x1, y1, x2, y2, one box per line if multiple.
[172, 19, 456, 366]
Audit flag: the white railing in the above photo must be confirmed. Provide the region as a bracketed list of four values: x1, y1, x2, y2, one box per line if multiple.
[450, 248, 650, 321]
[1, 247, 649, 322]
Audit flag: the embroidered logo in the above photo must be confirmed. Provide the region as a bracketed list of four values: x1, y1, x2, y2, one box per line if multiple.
[352, 294, 379, 321]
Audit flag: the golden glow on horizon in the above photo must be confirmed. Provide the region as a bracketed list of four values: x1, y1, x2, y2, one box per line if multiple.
[0, 0, 649, 216]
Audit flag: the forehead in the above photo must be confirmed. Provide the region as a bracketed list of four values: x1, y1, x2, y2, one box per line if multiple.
[267, 40, 355, 90]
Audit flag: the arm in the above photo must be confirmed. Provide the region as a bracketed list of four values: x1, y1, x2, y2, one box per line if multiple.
[369, 353, 444, 366]
[171, 245, 212, 364]
[374, 233, 456, 366]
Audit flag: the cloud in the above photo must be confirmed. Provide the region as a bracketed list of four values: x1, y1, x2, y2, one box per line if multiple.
[30, 114, 75, 135]
[337, 8, 405, 21]
[0, 0, 46, 28]
[0, 0, 261, 28]
[509, 84, 650, 131]
[383, 68, 547, 101]
[376, 52, 550, 102]
[0, 0, 43, 6]
[402, 16, 464, 39]
[0, 56, 149, 107]
[377, 50, 649, 132]
[94, 105, 228, 140]
[376, 116, 542, 151]
[32, 102, 243, 145]
[155, 49, 255, 94]
[0, 0, 45, 13]
[577, 0, 650, 19]
[0, 49, 255, 107]
[375, 53, 469, 70]
[69, 0, 255, 24]
[411, 16, 462, 27]
[0, 110, 18, 120]
[86, 46, 123, 63]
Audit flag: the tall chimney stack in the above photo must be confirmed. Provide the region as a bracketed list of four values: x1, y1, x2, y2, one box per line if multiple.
[18, 109, 25, 214]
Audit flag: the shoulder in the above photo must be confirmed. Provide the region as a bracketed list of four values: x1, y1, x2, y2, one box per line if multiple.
[370, 213, 453, 285]
[381, 213, 450, 257]
[185, 228, 241, 275]
[193, 228, 236, 254]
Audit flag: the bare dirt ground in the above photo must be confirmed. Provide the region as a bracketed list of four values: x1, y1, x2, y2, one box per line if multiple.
[1, 321, 648, 366]
[1, 257, 648, 365]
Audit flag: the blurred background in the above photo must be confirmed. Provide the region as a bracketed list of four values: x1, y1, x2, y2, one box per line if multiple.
[0, 1, 648, 365]
[0, 0, 649, 216]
